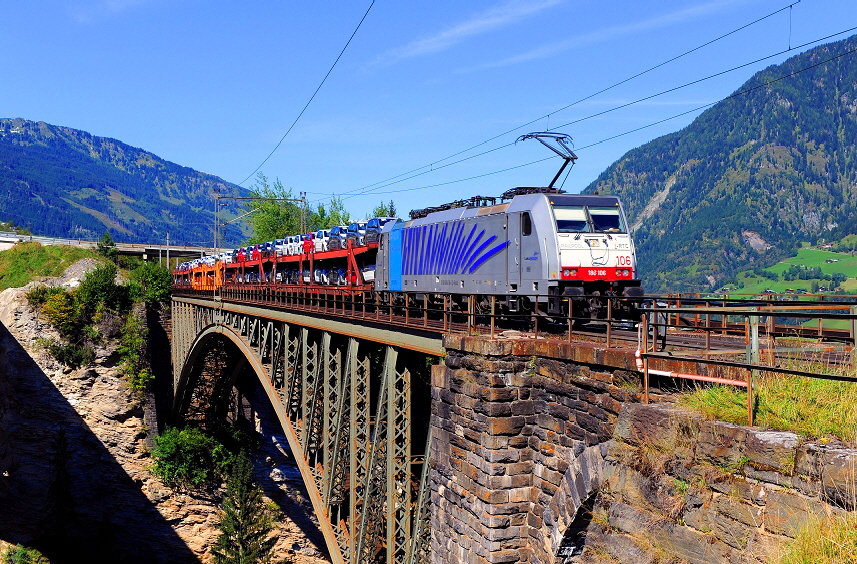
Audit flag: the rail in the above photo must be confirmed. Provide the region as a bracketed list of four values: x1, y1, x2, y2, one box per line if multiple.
[173, 285, 857, 427]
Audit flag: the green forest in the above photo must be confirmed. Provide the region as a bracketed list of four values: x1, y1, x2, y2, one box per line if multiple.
[585, 34, 857, 292]
[0, 118, 249, 246]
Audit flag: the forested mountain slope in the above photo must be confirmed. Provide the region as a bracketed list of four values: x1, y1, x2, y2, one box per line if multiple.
[0, 118, 249, 246]
[585, 35, 857, 292]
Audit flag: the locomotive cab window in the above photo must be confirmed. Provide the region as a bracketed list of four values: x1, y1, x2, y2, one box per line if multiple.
[552, 206, 588, 233]
[588, 207, 626, 233]
[521, 212, 532, 236]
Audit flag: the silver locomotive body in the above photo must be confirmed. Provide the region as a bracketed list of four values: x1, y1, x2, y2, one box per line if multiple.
[376, 192, 642, 316]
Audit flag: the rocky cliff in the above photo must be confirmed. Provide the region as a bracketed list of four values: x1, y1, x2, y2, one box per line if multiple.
[573, 403, 857, 563]
[0, 264, 330, 563]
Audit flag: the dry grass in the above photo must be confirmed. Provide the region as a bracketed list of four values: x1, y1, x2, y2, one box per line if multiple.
[678, 373, 857, 441]
[778, 512, 857, 563]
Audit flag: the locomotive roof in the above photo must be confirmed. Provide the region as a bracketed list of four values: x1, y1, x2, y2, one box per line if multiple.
[406, 191, 622, 226]
[541, 193, 620, 206]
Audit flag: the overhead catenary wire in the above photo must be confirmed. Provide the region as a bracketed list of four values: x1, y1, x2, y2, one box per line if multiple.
[351, 44, 857, 198]
[317, 1, 803, 202]
[548, 25, 857, 132]
[328, 24, 857, 202]
[237, 1, 375, 186]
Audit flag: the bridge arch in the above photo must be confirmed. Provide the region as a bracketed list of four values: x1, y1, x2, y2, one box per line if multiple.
[173, 323, 274, 424]
[170, 299, 435, 564]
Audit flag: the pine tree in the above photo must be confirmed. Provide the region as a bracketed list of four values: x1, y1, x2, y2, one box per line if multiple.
[212, 453, 278, 564]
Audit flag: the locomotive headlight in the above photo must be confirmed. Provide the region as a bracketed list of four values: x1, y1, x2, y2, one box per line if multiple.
[563, 269, 570, 276]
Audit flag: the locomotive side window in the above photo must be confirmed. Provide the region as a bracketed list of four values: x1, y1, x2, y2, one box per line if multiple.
[553, 206, 588, 233]
[521, 212, 532, 236]
[588, 207, 626, 233]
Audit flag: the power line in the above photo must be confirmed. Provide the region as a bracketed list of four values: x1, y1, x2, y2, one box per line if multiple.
[320, 1, 802, 202]
[549, 25, 857, 132]
[340, 156, 557, 200]
[574, 43, 857, 152]
[321, 24, 857, 203]
[237, 1, 375, 186]
[351, 44, 857, 198]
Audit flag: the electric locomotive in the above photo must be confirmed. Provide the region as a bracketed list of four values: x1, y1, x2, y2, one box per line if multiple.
[375, 187, 642, 321]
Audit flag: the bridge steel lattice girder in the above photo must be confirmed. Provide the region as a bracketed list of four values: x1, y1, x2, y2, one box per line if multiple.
[171, 297, 437, 564]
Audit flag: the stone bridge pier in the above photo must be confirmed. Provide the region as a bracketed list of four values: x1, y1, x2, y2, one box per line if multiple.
[430, 335, 641, 564]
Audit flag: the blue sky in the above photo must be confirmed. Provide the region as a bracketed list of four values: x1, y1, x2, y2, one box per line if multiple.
[3, 0, 857, 219]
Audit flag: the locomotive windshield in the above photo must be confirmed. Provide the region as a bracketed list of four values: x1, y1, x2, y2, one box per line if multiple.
[587, 206, 625, 233]
[553, 206, 588, 232]
[552, 205, 627, 233]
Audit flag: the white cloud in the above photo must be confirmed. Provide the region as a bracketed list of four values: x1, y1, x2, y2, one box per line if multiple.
[370, 0, 563, 67]
[468, 0, 747, 71]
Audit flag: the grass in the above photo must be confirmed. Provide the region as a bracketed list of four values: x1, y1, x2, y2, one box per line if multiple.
[728, 247, 857, 297]
[778, 512, 857, 563]
[0, 242, 100, 290]
[679, 374, 857, 441]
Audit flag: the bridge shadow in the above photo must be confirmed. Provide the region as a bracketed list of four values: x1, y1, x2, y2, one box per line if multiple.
[0, 322, 199, 563]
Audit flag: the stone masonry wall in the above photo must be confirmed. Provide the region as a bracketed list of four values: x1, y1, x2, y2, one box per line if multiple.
[430, 335, 644, 564]
[431, 334, 857, 564]
[583, 402, 857, 564]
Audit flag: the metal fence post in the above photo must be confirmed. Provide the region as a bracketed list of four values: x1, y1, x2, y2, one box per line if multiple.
[746, 308, 759, 427]
[642, 314, 649, 404]
[851, 305, 857, 373]
[606, 298, 612, 349]
[747, 367, 754, 427]
[490, 296, 496, 339]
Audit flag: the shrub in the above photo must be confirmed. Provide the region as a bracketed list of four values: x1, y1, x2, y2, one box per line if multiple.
[129, 262, 173, 304]
[1, 544, 51, 564]
[46, 340, 94, 369]
[76, 262, 128, 317]
[117, 312, 151, 392]
[42, 291, 81, 339]
[25, 285, 66, 308]
[151, 427, 234, 488]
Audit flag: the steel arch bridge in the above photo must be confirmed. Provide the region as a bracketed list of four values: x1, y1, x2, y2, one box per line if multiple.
[171, 296, 443, 564]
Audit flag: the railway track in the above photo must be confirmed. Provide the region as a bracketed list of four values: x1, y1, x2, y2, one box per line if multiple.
[174, 287, 856, 367]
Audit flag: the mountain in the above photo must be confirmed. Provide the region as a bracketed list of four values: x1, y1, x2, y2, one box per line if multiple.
[0, 118, 250, 246]
[584, 35, 857, 292]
